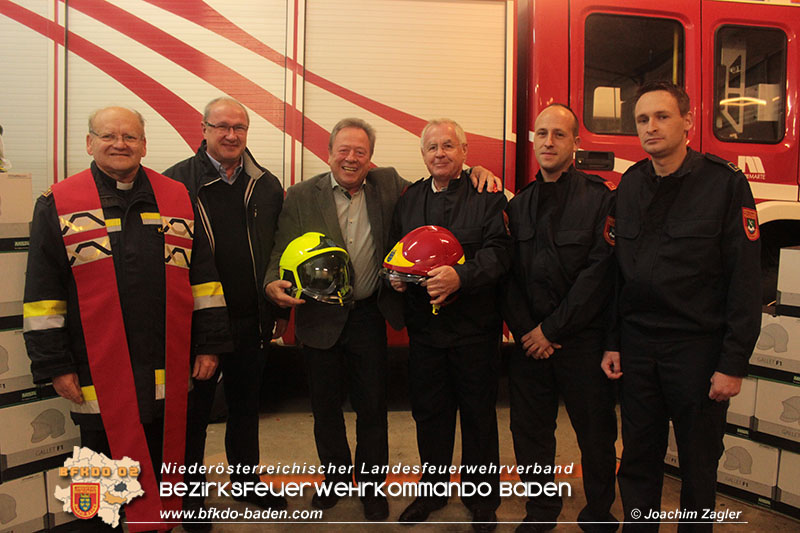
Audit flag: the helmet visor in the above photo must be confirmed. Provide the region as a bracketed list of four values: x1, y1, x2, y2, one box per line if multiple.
[379, 267, 427, 285]
[297, 252, 354, 304]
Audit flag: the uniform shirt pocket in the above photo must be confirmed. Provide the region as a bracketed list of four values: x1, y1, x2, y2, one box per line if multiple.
[614, 217, 640, 240]
[554, 229, 593, 272]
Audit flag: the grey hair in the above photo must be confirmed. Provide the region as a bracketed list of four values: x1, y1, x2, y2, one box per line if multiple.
[88, 107, 145, 134]
[420, 118, 467, 148]
[328, 118, 376, 155]
[203, 97, 250, 124]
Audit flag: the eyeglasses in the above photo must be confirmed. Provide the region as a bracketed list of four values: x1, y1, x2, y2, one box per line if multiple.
[90, 131, 143, 145]
[204, 121, 248, 134]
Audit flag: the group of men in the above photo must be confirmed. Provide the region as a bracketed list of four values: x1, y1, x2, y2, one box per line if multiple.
[22, 80, 760, 533]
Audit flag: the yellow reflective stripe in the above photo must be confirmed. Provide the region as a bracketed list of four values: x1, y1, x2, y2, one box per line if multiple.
[74, 369, 165, 413]
[191, 282, 224, 298]
[192, 282, 226, 310]
[71, 398, 100, 414]
[141, 212, 162, 225]
[105, 218, 121, 232]
[81, 385, 98, 402]
[23, 300, 66, 317]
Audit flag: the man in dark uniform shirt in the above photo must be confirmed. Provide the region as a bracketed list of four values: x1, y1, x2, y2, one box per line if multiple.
[601, 82, 761, 532]
[389, 118, 511, 533]
[504, 104, 618, 533]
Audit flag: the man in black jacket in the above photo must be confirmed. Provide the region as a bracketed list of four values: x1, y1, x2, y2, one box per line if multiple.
[504, 104, 618, 533]
[163, 97, 287, 523]
[601, 82, 761, 531]
[24, 106, 231, 531]
[388, 118, 511, 532]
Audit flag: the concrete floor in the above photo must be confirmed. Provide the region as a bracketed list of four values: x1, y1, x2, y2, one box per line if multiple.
[180, 348, 800, 532]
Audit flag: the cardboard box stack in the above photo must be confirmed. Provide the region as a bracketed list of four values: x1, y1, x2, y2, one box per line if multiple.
[0, 174, 80, 527]
[663, 247, 800, 518]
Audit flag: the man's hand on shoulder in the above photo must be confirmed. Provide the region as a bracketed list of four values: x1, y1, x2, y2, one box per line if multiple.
[470, 166, 503, 193]
[709, 371, 742, 402]
[53, 373, 84, 404]
[192, 354, 219, 381]
[266, 280, 305, 308]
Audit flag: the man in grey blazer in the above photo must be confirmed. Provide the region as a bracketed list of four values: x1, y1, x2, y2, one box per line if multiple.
[265, 118, 499, 521]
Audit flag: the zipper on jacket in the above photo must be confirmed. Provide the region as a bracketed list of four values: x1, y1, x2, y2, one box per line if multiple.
[243, 175, 263, 341]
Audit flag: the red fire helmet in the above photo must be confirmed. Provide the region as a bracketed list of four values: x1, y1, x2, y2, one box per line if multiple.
[381, 225, 465, 283]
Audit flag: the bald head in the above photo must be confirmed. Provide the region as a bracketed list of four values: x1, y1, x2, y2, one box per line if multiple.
[86, 107, 147, 183]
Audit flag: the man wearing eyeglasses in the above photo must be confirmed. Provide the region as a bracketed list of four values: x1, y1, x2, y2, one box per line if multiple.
[24, 106, 231, 530]
[163, 97, 287, 527]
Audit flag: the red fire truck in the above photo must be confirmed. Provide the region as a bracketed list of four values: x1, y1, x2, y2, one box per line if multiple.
[2, 0, 799, 306]
[520, 0, 800, 303]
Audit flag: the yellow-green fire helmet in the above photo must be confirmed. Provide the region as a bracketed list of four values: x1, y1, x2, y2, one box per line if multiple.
[279, 232, 354, 306]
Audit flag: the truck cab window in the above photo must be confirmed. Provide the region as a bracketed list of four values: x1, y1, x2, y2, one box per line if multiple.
[714, 26, 786, 144]
[584, 14, 684, 135]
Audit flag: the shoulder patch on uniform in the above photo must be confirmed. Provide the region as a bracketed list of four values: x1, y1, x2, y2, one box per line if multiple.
[583, 172, 616, 191]
[704, 153, 741, 173]
[603, 216, 615, 246]
[742, 208, 759, 241]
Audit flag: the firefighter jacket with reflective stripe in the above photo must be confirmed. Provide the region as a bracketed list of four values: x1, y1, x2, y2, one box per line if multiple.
[23, 163, 233, 428]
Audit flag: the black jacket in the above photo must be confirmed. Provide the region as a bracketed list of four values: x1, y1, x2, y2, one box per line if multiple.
[23, 164, 232, 427]
[163, 141, 287, 340]
[503, 166, 616, 345]
[389, 171, 511, 347]
[611, 149, 761, 376]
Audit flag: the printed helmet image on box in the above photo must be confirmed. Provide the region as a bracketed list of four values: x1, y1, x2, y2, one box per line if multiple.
[780, 396, 800, 425]
[756, 323, 789, 353]
[0, 493, 16, 524]
[30, 408, 66, 442]
[279, 232, 354, 306]
[380, 225, 465, 315]
[0, 344, 8, 374]
[722, 446, 753, 475]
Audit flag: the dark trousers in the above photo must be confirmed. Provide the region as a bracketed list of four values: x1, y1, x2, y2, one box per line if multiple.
[302, 297, 388, 488]
[408, 336, 501, 512]
[79, 423, 164, 531]
[617, 331, 728, 533]
[184, 315, 266, 488]
[509, 340, 618, 531]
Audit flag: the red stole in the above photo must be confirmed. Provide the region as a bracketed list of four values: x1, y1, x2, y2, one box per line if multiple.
[51, 167, 193, 531]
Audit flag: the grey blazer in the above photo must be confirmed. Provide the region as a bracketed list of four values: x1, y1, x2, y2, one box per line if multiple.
[265, 167, 408, 349]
